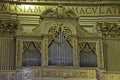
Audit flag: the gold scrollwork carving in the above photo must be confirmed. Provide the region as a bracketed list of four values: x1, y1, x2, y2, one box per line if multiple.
[96, 22, 120, 38]
[48, 23, 72, 45]
[42, 5, 77, 18]
[32, 69, 97, 79]
[78, 42, 96, 52]
[23, 41, 41, 53]
[0, 19, 22, 35]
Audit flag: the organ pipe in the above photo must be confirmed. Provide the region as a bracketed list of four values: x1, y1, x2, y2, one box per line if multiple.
[0, 36, 15, 70]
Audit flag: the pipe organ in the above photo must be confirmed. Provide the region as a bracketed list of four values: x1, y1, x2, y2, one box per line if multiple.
[0, 36, 15, 70]
[0, 0, 120, 80]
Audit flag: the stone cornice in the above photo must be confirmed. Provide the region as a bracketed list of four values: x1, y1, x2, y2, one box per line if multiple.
[0, 0, 120, 5]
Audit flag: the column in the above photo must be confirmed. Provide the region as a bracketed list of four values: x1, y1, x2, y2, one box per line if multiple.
[72, 35, 78, 66]
[16, 38, 21, 68]
[42, 34, 49, 66]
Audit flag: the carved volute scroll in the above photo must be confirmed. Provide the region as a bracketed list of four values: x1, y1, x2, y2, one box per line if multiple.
[96, 22, 120, 38]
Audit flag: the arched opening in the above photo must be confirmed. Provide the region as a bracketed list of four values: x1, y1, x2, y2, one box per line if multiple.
[48, 28, 73, 66]
[22, 42, 41, 67]
[79, 43, 97, 67]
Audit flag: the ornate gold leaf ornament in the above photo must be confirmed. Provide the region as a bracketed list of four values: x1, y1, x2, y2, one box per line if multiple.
[48, 23, 72, 44]
[23, 41, 41, 52]
[78, 42, 96, 52]
[41, 5, 77, 18]
[96, 22, 120, 38]
[0, 19, 22, 35]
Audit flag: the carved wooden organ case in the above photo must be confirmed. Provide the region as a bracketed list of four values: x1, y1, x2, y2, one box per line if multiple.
[0, 6, 106, 80]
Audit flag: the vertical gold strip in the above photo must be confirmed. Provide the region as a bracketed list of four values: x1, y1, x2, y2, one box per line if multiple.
[16, 39, 19, 68]
[6, 37, 9, 70]
[10, 38, 12, 70]
[5, 37, 7, 70]
[43, 35, 48, 66]
[4, 37, 6, 70]
[16, 39, 17, 68]
[6, 37, 7, 70]
[11, 38, 13, 70]
[10, 37, 15, 69]
[8, 37, 10, 70]
[96, 41, 99, 67]
[12, 37, 15, 70]
[9, 38, 11, 70]
[100, 41, 104, 69]
[73, 36, 78, 66]
[0, 37, 1, 70]
[1, 37, 2, 69]
[11, 38, 14, 70]
[2, 37, 4, 70]
[6, 37, 8, 70]
[7, 37, 9, 70]
[3, 37, 5, 70]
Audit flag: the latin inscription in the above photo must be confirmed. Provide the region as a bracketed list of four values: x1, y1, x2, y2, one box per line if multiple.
[0, 3, 119, 16]
[71, 6, 119, 15]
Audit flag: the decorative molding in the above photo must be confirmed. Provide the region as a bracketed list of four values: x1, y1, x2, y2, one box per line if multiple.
[33, 68, 96, 79]
[16, 39, 21, 68]
[0, 0, 120, 5]
[16, 68, 33, 80]
[78, 42, 96, 52]
[0, 19, 22, 35]
[48, 23, 72, 45]
[42, 35, 49, 66]
[1, 69, 120, 80]
[23, 41, 41, 52]
[0, 2, 119, 17]
[96, 22, 120, 38]
[73, 36, 78, 66]
[42, 5, 77, 18]
[0, 71, 16, 80]
[98, 41, 104, 69]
